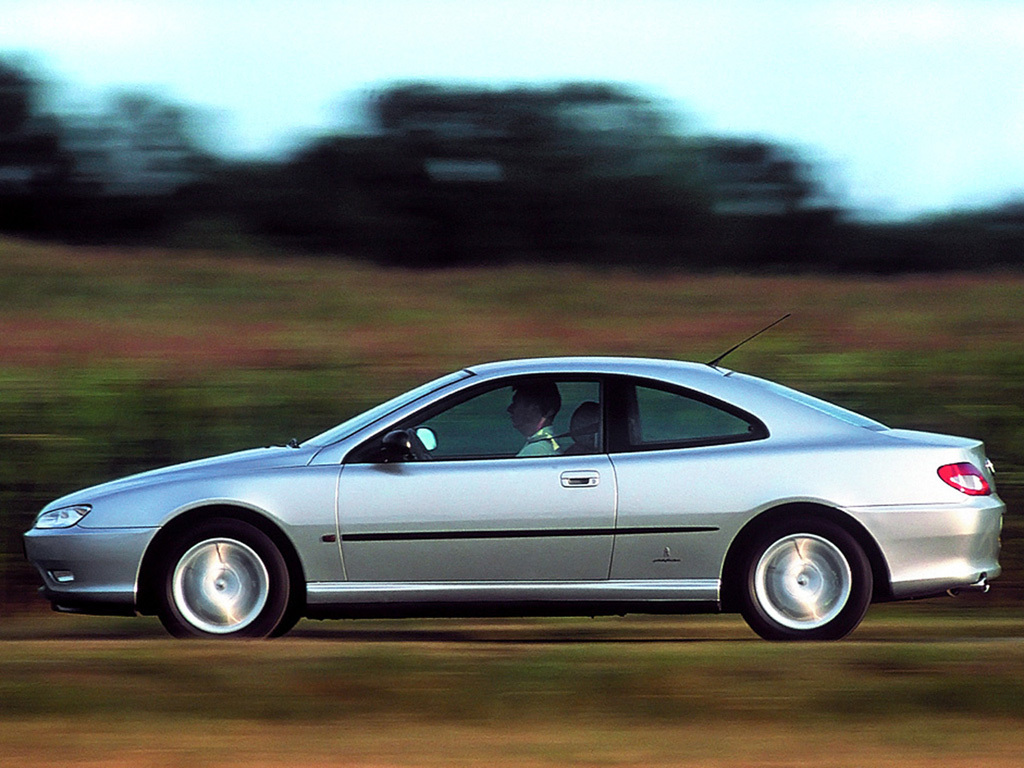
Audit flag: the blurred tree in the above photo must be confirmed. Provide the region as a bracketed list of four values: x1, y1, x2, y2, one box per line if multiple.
[343, 82, 711, 265]
[693, 138, 840, 269]
[95, 92, 210, 195]
[696, 138, 823, 216]
[53, 91, 219, 242]
[0, 60, 32, 135]
[0, 59, 76, 233]
[2, 58, 1020, 273]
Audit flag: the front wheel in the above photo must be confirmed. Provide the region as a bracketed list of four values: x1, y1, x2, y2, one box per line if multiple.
[156, 518, 292, 639]
[739, 518, 872, 641]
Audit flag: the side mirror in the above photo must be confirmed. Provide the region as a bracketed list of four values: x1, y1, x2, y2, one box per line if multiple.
[381, 430, 414, 463]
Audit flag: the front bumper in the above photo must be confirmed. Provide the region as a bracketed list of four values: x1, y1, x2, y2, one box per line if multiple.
[23, 525, 159, 615]
[848, 494, 1004, 600]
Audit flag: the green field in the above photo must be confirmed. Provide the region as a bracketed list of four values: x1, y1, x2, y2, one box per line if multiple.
[2, 239, 1024, 765]
[2, 238, 1022, 606]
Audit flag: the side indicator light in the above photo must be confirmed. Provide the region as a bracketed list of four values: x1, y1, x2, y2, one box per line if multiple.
[938, 463, 991, 496]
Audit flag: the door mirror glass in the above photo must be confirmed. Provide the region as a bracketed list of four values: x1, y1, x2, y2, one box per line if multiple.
[415, 427, 438, 452]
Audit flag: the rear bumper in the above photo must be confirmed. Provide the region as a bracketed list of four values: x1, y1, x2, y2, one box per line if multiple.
[847, 494, 1004, 600]
[23, 525, 158, 614]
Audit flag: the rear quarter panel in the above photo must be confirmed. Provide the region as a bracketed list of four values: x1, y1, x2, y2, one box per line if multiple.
[608, 428, 1000, 586]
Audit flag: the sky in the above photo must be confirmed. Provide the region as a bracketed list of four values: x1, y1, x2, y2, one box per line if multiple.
[1, 0, 1023, 219]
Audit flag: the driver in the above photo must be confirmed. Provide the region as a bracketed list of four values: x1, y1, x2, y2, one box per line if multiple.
[507, 381, 562, 457]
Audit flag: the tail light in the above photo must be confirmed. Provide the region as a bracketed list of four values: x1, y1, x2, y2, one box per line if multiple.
[938, 463, 991, 496]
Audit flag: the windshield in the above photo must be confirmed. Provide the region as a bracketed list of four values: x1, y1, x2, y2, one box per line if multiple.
[304, 369, 473, 447]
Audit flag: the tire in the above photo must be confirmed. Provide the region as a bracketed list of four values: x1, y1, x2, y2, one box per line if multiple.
[156, 518, 292, 639]
[739, 518, 872, 641]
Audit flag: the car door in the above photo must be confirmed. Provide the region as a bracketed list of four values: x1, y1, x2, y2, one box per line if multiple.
[337, 378, 617, 582]
[606, 376, 769, 584]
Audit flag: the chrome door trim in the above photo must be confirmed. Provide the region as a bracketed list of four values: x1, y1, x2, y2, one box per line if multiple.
[341, 526, 719, 543]
[307, 578, 720, 605]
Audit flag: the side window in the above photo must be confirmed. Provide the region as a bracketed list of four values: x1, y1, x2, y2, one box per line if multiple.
[419, 379, 603, 460]
[419, 386, 521, 459]
[627, 382, 763, 450]
[351, 378, 604, 462]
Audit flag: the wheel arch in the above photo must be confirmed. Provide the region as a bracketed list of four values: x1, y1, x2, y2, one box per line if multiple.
[135, 504, 307, 618]
[719, 502, 892, 613]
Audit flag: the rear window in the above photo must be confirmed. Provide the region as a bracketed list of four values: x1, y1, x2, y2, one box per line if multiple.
[743, 376, 888, 431]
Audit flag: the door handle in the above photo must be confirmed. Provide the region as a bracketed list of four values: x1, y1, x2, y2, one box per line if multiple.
[560, 470, 600, 488]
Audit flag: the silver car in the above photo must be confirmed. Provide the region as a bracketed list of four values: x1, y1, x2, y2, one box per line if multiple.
[24, 357, 1003, 640]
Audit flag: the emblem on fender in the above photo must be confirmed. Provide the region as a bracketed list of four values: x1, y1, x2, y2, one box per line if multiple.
[654, 547, 681, 563]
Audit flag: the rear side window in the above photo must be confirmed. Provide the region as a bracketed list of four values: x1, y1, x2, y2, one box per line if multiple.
[619, 380, 767, 451]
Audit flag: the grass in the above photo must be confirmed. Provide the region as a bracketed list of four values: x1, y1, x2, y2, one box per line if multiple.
[3, 609, 1024, 766]
[2, 238, 1022, 455]
[3, 239, 1024, 370]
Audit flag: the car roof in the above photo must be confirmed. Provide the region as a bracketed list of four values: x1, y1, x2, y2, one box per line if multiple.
[467, 356, 732, 381]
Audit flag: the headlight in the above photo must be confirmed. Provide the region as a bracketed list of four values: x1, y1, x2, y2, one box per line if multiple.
[34, 505, 91, 529]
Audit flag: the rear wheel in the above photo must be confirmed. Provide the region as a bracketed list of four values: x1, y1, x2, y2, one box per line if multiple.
[156, 518, 291, 639]
[739, 518, 872, 641]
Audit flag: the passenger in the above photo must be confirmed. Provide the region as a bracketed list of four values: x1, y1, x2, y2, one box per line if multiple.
[508, 381, 562, 456]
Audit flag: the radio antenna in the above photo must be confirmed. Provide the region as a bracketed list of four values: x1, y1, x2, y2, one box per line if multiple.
[706, 314, 791, 369]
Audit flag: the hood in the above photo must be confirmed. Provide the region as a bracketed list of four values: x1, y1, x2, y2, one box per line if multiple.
[43, 445, 314, 511]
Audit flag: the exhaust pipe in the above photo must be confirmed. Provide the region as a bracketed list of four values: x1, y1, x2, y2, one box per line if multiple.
[948, 573, 989, 597]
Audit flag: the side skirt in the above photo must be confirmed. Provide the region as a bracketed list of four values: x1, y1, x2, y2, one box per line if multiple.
[305, 579, 720, 619]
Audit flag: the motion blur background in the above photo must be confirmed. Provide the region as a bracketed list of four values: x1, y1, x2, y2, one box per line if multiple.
[1, 0, 1022, 611]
